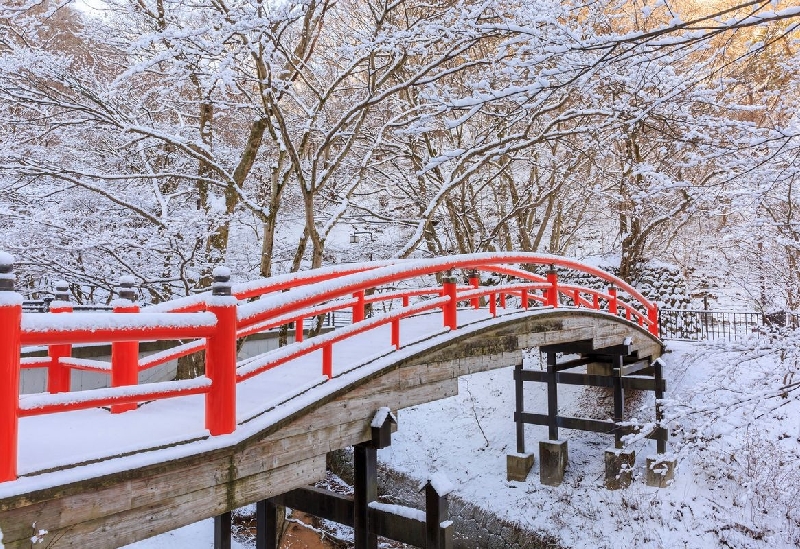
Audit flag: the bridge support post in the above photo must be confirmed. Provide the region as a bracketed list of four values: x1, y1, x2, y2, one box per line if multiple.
[612, 354, 625, 449]
[206, 267, 237, 436]
[256, 499, 281, 549]
[508, 363, 535, 481]
[214, 511, 232, 549]
[546, 352, 558, 441]
[0, 253, 22, 483]
[111, 277, 140, 413]
[47, 280, 73, 394]
[354, 442, 378, 549]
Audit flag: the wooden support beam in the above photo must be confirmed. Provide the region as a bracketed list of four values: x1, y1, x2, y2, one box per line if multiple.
[272, 487, 354, 526]
[616, 359, 651, 376]
[540, 339, 594, 355]
[515, 413, 668, 442]
[516, 369, 665, 391]
[588, 342, 634, 357]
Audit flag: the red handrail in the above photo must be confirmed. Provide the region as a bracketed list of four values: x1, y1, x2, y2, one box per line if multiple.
[0, 252, 659, 483]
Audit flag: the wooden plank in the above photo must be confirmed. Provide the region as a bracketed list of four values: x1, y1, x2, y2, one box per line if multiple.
[515, 370, 663, 391]
[369, 506, 426, 548]
[273, 487, 354, 526]
[540, 339, 594, 354]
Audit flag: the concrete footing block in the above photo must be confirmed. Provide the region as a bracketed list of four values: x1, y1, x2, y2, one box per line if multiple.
[646, 456, 676, 488]
[604, 449, 635, 490]
[539, 440, 568, 486]
[506, 453, 535, 482]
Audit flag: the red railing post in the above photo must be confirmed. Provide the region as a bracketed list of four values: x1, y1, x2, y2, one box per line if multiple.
[206, 267, 237, 436]
[608, 286, 618, 316]
[573, 289, 581, 308]
[295, 317, 304, 343]
[489, 293, 497, 317]
[48, 280, 73, 393]
[546, 265, 559, 308]
[469, 271, 480, 309]
[352, 290, 365, 323]
[322, 343, 333, 379]
[593, 293, 600, 310]
[648, 304, 660, 336]
[500, 293, 506, 309]
[402, 295, 410, 308]
[391, 318, 400, 350]
[111, 277, 140, 414]
[521, 289, 529, 310]
[442, 275, 458, 330]
[0, 253, 22, 482]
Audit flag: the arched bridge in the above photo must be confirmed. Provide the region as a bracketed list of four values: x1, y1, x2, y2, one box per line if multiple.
[0, 252, 663, 548]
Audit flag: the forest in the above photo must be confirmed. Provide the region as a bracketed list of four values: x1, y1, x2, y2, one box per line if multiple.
[1, 0, 799, 311]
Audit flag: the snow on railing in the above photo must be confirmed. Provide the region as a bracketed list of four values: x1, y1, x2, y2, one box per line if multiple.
[0, 251, 659, 483]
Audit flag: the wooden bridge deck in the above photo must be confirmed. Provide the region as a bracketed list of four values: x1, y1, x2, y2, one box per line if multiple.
[0, 308, 661, 549]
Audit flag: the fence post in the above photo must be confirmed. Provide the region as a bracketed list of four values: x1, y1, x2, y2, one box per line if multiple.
[489, 293, 496, 317]
[206, 267, 238, 436]
[352, 290, 365, 323]
[521, 289, 529, 310]
[0, 253, 22, 482]
[608, 286, 618, 315]
[648, 304, 659, 337]
[546, 266, 559, 308]
[47, 280, 73, 393]
[441, 275, 458, 330]
[111, 277, 140, 413]
[295, 318, 304, 343]
[469, 271, 480, 309]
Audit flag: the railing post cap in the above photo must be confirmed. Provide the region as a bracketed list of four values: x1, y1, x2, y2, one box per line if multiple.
[0, 251, 15, 292]
[442, 275, 458, 284]
[53, 280, 71, 302]
[116, 276, 137, 302]
[0, 251, 14, 269]
[212, 266, 232, 296]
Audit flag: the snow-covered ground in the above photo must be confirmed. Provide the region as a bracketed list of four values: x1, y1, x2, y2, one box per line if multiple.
[381, 337, 800, 548]
[120, 336, 800, 549]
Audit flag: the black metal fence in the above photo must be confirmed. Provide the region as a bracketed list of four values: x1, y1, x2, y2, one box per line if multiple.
[658, 309, 798, 341]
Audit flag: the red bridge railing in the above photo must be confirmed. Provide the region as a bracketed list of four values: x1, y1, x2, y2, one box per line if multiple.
[0, 252, 658, 483]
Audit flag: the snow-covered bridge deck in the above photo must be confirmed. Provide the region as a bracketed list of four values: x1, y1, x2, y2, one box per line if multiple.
[0, 252, 662, 548]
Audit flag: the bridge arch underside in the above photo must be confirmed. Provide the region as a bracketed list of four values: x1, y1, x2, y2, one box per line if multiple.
[0, 310, 662, 549]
